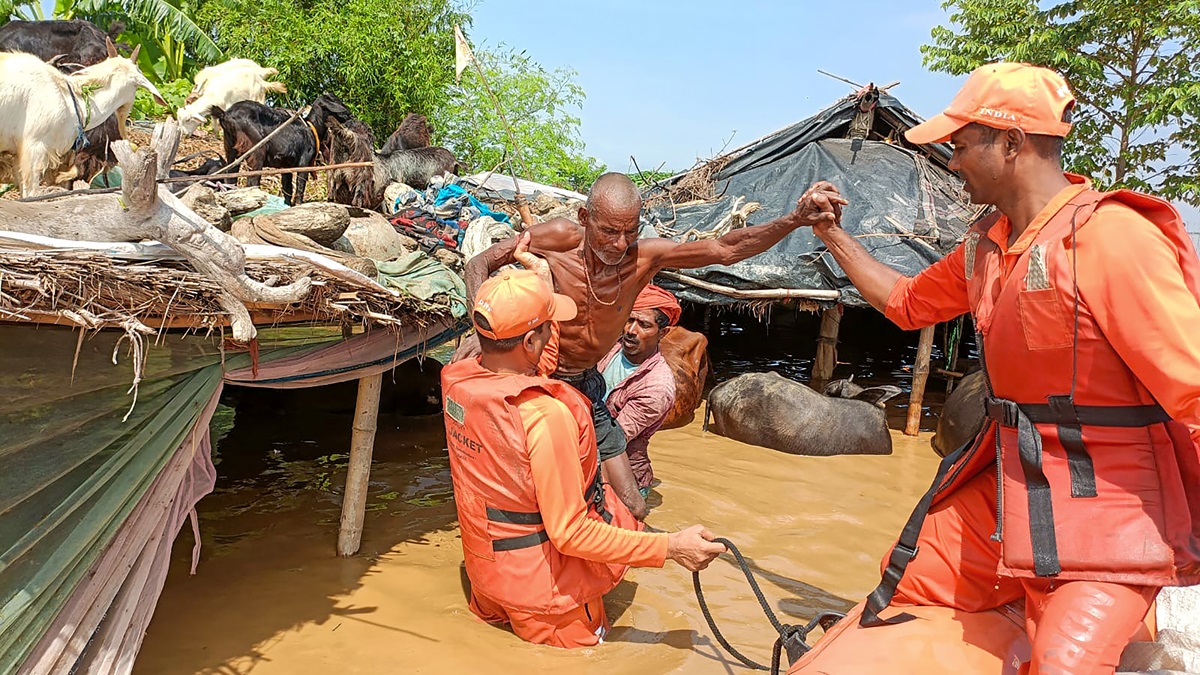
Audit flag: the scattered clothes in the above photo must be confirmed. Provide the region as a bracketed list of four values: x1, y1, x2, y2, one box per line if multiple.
[389, 207, 466, 252]
[461, 216, 516, 263]
[433, 184, 511, 224]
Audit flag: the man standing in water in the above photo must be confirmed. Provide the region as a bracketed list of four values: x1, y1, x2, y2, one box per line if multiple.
[788, 62, 1200, 675]
[441, 269, 725, 648]
[464, 173, 846, 517]
[598, 284, 682, 497]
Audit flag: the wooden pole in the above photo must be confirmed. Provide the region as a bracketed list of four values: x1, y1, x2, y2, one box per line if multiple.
[338, 373, 383, 556]
[811, 304, 842, 390]
[904, 325, 936, 436]
[17, 161, 376, 204]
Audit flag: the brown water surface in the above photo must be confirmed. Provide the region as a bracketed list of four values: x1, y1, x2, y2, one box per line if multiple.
[135, 404, 940, 674]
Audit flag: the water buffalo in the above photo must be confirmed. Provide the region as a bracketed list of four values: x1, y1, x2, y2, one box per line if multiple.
[658, 326, 709, 429]
[705, 371, 902, 456]
[931, 369, 988, 458]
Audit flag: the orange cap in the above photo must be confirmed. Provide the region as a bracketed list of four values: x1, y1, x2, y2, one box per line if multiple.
[473, 269, 577, 340]
[905, 62, 1075, 145]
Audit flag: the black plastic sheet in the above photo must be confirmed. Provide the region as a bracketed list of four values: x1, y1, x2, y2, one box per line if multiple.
[644, 94, 977, 307]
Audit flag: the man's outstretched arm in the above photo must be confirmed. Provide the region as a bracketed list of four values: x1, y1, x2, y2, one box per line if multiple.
[646, 181, 847, 272]
[812, 223, 903, 312]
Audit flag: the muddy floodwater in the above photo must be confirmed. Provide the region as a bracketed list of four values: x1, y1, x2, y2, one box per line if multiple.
[135, 310, 957, 674]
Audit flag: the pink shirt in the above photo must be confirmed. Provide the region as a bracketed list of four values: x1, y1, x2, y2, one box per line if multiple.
[599, 343, 677, 488]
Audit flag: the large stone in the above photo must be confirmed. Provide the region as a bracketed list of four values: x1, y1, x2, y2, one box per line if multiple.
[339, 211, 413, 261]
[215, 188, 271, 215]
[256, 202, 350, 247]
[179, 184, 232, 231]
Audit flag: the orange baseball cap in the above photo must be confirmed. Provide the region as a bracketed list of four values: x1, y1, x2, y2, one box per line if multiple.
[473, 269, 577, 340]
[905, 62, 1075, 145]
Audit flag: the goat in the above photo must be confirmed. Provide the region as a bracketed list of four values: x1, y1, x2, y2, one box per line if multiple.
[0, 46, 164, 196]
[210, 94, 354, 205]
[327, 117, 460, 209]
[176, 58, 287, 136]
[306, 92, 356, 163]
[327, 116, 383, 209]
[0, 19, 119, 66]
[0, 19, 128, 184]
[165, 156, 231, 191]
[380, 112, 431, 154]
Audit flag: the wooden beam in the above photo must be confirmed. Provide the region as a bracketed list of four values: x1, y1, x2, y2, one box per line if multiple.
[656, 270, 841, 300]
[338, 373, 383, 556]
[810, 304, 842, 390]
[904, 325, 936, 436]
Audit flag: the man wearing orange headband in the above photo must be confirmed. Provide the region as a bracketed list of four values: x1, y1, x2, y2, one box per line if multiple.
[788, 62, 1200, 674]
[440, 270, 726, 649]
[598, 284, 683, 500]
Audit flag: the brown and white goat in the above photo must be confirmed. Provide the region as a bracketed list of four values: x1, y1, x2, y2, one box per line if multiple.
[0, 46, 164, 196]
[176, 58, 287, 136]
[327, 117, 460, 210]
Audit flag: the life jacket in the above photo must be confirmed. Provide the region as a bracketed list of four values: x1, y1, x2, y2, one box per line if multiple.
[440, 357, 642, 615]
[950, 183, 1200, 585]
[860, 182, 1200, 628]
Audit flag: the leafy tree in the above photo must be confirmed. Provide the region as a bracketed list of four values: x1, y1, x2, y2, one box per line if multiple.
[432, 45, 605, 192]
[628, 169, 675, 189]
[924, 0, 1200, 205]
[196, 0, 467, 137]
[1, 0, 222, 83]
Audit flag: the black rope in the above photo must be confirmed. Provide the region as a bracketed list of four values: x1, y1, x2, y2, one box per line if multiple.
[692, 537, 844, 674]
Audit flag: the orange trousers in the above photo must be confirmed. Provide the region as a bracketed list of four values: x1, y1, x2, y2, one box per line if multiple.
[793, 470, 1158, 674]
[469, 591, 608, 649]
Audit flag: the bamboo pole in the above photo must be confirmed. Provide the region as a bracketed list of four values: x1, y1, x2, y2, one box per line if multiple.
[338, 373, 383, 557]
[904, 325, 936, 436]
[166, 161, 375, 186]
[17, 161, 376, 204]
[811, 304, 842, 390]
[656, 270, 841, 300]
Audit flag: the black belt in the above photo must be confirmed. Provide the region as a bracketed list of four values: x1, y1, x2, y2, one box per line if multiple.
[487, 506, 548, 552]
[860, 431, 985, 627]
[485, 470, 613, 552]
[985, 395, 1170, 577]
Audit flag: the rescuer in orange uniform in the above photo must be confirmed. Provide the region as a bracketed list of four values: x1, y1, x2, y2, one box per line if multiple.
[441, 269, 726, 649]
[789, 62, 1200, 674]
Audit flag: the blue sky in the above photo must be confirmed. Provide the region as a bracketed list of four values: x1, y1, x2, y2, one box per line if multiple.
[466, 0, 1199, 228]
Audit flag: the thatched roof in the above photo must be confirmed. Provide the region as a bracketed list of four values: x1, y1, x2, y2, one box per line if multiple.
[0, 241, 455, 336]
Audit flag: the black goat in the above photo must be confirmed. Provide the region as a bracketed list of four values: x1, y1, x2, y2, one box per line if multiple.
[0, 19, 119, 66]
[380, 113, 431, 154]
[166, 156, 232, 191]
[210, 93, 355, 205]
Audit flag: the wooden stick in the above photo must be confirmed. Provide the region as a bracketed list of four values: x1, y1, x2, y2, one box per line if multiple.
[16, 161, 377, 203]
[166, 161, 375, 186]
[338, 373, 383, 557]
[810, 304, 842, 390]
[904, 325, 936, 436]
[657, 270, 841, 300]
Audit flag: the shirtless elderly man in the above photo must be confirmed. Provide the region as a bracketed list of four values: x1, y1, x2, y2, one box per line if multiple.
[464, 172, 845, 507]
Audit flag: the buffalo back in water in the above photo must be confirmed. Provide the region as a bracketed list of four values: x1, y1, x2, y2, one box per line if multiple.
[706, 371, 901, 456]
[931, 369, 987, 458]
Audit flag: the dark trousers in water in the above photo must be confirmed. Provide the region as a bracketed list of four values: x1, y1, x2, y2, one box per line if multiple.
[551, 367, 628, 461]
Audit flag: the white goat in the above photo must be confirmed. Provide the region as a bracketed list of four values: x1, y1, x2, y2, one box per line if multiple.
[0, 46, 164, 196]
[176, 58, 286, 136]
